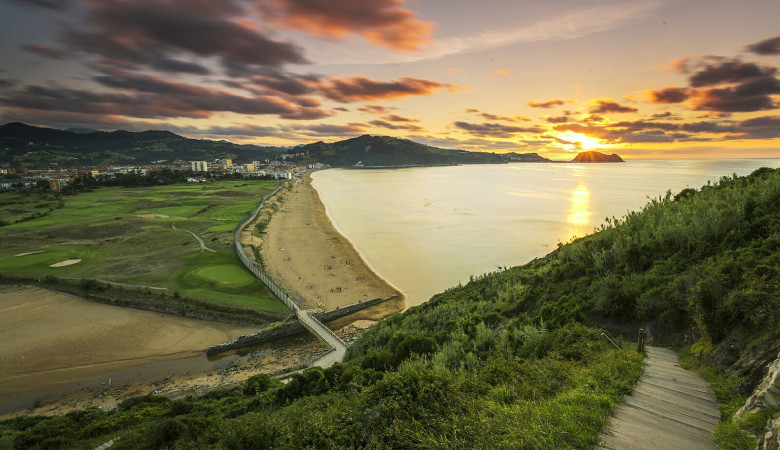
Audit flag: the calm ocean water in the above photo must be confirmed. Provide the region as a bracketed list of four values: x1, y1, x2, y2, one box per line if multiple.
[312, 159, 780, 308]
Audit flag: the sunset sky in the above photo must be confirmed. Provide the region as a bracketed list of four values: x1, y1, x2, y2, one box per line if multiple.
[1, 0, 779, 159]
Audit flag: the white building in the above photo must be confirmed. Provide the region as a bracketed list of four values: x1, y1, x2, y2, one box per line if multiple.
[191, 161, 208, 172]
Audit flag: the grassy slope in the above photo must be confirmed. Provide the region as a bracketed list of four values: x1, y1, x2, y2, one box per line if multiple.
[0, 181, 287, 313]
[1, 168, 778, 449]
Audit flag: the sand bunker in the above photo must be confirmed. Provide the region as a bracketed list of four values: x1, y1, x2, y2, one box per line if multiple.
[49, 259, 82, 267]
[14, 251, 43, 257]
[136, 213, 170, 219]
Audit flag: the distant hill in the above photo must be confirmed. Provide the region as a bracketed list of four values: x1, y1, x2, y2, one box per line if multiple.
[572, 151, 624, 163]
[0, 122, 285, 168]
[1, 122, 555, 168]
[287, 135, 509, 167]
[503, 152, 552, 162]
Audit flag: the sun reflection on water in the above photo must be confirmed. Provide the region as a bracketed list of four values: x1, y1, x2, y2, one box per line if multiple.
[566, 182, 591, 232]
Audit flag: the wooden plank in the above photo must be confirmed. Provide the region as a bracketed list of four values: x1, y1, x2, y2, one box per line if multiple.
[633, 383, 719, 415]
[643, 372, 715, 392]
[604, 418, 712, 449]
[622, 396, 718, 431]
[630, 390, 720, 424]
[612, 404, 714, 441]
[639, 378, 716, 401]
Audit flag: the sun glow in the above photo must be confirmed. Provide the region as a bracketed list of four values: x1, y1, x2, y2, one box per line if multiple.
[557, 131, 604, 151]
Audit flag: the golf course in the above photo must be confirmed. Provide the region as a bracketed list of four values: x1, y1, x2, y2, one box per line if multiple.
[0, 180, 288, 314]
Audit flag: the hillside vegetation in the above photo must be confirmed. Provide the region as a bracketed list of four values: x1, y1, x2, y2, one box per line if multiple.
[1, 168, 778, 449]
[0, 122, 284, 167]
[289, 134, 512, 167]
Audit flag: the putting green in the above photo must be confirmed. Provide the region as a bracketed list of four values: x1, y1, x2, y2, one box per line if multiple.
[183, 264, 256, 292]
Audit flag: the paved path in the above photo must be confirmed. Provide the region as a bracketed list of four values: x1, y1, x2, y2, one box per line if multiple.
[172, 225, 215, 252]
[597, 346, 720, 449]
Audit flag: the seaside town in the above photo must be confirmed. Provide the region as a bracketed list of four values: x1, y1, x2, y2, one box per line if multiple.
[0, 156, 327, 191]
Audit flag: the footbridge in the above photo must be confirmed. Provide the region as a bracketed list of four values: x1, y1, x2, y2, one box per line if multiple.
[233, 183, 346, 367]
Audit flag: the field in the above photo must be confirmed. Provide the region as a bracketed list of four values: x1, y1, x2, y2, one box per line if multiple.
[0, 181, 288, 313]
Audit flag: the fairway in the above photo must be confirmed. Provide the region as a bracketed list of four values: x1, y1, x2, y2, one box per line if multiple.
[0, 180, 287, 313]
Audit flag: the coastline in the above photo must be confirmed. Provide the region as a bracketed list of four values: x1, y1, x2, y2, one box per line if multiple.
[260, 172, 404, 312]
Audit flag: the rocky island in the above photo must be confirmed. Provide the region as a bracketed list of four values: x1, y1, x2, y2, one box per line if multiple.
[572, 150, 624, 163]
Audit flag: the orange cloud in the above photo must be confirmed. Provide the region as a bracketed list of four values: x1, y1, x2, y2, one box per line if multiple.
[492, 69, 509, 75]
[260, 0, 434, 52]
[588, 98, 638, 113]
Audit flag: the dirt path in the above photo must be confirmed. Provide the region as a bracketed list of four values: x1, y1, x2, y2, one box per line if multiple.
[597, 346, 720, 449]
[172, 225, 215, 252]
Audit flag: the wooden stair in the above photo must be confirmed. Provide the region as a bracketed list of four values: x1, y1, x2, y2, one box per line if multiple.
[597, 346, 720, 449]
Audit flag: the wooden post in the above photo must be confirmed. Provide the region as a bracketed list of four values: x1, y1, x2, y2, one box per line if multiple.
[637, 328, 645, 353]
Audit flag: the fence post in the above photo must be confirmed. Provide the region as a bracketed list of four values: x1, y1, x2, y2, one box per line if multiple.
[636, 328, 645, 353]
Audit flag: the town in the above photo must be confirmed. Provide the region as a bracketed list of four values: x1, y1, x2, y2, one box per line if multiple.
[0, 156, 327, 191]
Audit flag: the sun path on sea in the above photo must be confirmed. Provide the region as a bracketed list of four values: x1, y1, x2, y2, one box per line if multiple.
[597, 346, 720, 449]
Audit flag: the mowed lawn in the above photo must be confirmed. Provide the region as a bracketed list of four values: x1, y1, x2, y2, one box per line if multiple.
[0, 181, 288, 313]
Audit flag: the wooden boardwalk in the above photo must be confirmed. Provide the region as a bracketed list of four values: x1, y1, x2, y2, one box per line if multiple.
[597, 346, 720, 449]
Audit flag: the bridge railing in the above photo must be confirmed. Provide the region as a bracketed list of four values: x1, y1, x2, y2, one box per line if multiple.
[233, 184, 299, 313]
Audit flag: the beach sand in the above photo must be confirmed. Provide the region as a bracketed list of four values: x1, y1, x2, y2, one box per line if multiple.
[0, 285, 256, 404]
[261, 173, 403, 311]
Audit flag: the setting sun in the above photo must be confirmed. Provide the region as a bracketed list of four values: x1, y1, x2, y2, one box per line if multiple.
[556, 131, 604, 152]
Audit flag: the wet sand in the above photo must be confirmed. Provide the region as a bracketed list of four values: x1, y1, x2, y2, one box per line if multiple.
[0, 285, 257, 409]
[261, 173, 403, 311]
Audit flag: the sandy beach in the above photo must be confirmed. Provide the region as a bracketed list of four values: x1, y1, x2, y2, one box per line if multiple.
[261, 173, 403, 311]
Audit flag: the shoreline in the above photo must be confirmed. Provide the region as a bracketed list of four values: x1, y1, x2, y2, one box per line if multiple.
[310, 170, 407, 301]
[260, 172, 404, 312]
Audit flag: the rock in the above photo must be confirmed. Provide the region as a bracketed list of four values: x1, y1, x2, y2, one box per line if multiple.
[756, 413, 780, 450]
[736, 350, 780, 418]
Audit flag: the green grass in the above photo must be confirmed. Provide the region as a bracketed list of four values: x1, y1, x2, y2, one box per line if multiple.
[0, 180, 284, 312]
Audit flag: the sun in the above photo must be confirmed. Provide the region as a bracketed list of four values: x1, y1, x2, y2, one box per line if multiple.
[557, 131, 604, 151]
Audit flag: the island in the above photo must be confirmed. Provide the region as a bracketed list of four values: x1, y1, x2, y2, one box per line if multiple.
[572, 150, 624, 163]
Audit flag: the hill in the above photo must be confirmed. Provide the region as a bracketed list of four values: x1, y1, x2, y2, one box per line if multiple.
[3, 168, 777, 448]
[0, 122, 285, 168]
[287, 134, 512, 167]
[1, 123, 554, 168]
[573, 151, 624, 162]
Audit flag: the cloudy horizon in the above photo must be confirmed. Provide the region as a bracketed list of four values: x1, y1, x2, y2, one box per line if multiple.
[1, 0, 778, 158]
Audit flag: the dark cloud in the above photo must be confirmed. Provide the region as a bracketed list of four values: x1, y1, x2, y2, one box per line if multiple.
[2, 74, 332, 120]
[465, 108, 531, 122]
[258, 0, 433, 52]
[288, 123, 366, 137]
[22, 43, 66, 59]
[320, 76, 457, 102]
[746, 36, 780, 56]
[527, 99, 564, 108]
[589, 99, 638, 114]
[648, 87, 689, 103]
[7, 0, 71, 10]
[383, 114, 419, 123]
[60, 0, 306, 75]
[651, 112, 681, 120]
[454, 121, 544, 139]
[733, 115, 780, 139]
[689, 60, 776, 87]
[545, 116, 569, 124]
[358, 105, 395, 114]
[694, 75, 780, 112]
[368, 120, 423, 132]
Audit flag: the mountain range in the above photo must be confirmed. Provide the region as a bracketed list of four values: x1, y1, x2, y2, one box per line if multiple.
[1, 122, 609, 168]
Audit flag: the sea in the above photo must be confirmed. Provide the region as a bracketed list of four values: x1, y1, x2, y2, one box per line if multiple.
[312, 159, 780, 308]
